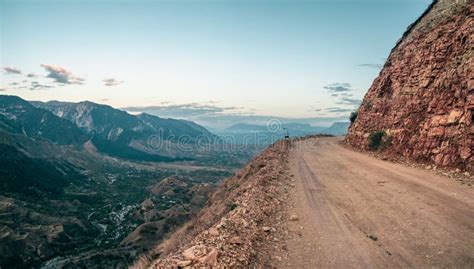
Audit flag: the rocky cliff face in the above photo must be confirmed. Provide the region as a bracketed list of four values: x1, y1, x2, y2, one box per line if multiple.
[346, 0, 473, 172]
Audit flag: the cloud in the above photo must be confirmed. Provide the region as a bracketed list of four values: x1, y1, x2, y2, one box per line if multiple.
[30, 81, 54, 90]
[3, 66, 22, 75]
[0, 87, 7, 92]
[310, 106, 355, 117]
[324, 82, 361, 107]
[358, 63, 383, 69]
[325, 107, 354, 113]
[324, 83, 352, 92]
[103, 78, 124, 86]
[27, 73, 39, 78]
[125, 103, 240, 118]
[320, 82, 362, 116]
[336, 97, 362, 106]
[40, 64, 85, 84]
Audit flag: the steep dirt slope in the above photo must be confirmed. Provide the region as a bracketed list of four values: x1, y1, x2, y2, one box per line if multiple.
[346, 0, 473, 172]
[138, 140, 292, 268]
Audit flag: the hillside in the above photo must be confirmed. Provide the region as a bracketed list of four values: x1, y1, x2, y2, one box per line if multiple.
[346, 0, 473, 172]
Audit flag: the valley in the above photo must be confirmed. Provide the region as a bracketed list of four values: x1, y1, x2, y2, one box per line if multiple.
[0, 95, 256, 268]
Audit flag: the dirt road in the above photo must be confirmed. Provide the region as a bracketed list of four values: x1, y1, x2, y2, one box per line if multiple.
[278, 137, 473, 268]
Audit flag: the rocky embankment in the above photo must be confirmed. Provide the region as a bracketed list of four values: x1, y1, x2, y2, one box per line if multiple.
[134, 140, 291, 268]
[346, 0, 473, 172]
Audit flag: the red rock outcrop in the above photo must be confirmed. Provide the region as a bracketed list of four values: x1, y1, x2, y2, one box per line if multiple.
[346, 0, 473, 172]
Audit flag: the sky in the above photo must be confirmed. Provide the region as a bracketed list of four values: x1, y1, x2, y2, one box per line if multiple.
[0, 0, 431, 129]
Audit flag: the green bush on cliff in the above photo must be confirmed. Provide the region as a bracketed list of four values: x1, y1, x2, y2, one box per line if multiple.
[368, 130, 388, 150]
[349, 110, 358, 124]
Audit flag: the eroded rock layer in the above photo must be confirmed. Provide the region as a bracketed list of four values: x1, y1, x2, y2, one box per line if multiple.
[346, 0, 473, 172]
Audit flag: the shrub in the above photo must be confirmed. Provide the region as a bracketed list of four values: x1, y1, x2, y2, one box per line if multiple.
[349, 110, 358, 124]
[368, 131, 386, 150]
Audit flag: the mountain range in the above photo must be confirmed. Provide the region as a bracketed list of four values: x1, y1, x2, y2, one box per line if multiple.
[30, 99, 220, 161]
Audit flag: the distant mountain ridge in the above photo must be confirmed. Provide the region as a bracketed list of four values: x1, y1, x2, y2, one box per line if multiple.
[31, 99, 219, 160]
[137, 112, 216, 143]
[323, 122, 351, 136]
[223, 122, 348, 135]
[32, 100, 219, 142]
[31, 100, 148, 140]
[215, 121, 348, 145]
[0, 95, 88, 145]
